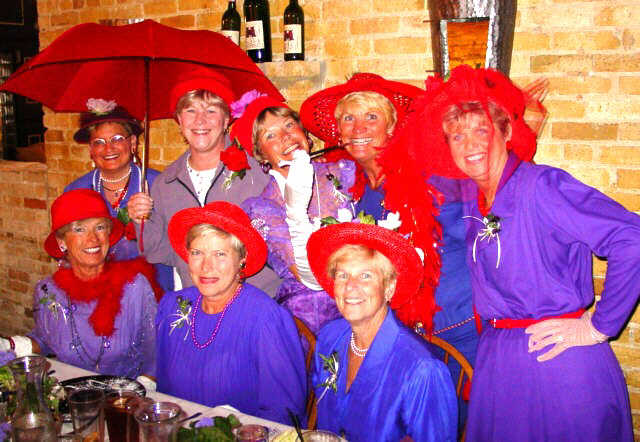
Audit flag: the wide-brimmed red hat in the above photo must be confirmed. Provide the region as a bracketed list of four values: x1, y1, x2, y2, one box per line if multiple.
[229, 94, 288, 157]
[44, 189, 124, 258]
[299, 73, 423, 146]
[307, 222, 423, 307]
[168, 201, 267, 277]
[397, 65, 538, 179]
[169, 67, 236, 113]
[74, 103, 143, 143]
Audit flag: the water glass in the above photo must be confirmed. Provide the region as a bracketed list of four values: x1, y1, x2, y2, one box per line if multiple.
[134, 401, 182, 442]
[68, 388, 105, 442]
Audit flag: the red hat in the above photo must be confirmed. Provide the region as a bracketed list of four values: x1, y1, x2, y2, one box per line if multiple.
[44, 189, 124, 258]
[307, 222, 423, 310]
[229, 94, 288, 157]
[168, 201, 267, 277]
[169, 68, 236, 113]
[299, 73, 423, 146]
[398, 65, 538, 178]
[74, 103, 143, 143]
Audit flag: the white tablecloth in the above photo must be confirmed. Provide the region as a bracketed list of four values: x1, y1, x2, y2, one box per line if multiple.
[48, 358, 293, 437]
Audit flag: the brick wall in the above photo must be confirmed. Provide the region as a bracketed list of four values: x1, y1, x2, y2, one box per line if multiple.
[1, 0, 638, 435]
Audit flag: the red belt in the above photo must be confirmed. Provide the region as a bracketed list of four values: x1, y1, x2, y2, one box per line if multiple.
[489, 309, 585, 329]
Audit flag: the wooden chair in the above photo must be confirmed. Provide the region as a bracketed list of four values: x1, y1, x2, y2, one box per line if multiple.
[294, 317, 317, 430]
[422, 334, 473, 442]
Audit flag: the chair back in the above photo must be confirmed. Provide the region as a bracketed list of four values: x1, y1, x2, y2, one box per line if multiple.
[294, 317, 317, 430]
[422, 334, 473, 442]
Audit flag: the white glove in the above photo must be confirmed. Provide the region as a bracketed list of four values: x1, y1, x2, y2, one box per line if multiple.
[0, 336, 33, 358]
[0, 338, 11, 353]
[282, 150, 322, 290]
[525, 311, 608, 362]
[136, 375, 157, 392]
[284, 150, 314, 224]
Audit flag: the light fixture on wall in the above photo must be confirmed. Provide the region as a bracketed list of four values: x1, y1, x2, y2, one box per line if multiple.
[426, 0, 516, 76]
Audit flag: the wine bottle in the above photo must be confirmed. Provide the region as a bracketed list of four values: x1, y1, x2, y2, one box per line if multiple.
[283, 0, 304, 61]
[221, 0, 241, 46]
[244, 0, 272, 63]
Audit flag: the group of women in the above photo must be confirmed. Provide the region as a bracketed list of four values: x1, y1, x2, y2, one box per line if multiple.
[2, 63, 639, 442]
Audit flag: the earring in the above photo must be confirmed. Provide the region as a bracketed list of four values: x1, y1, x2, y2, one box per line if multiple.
[260, 162, 272, 174]
[59, 244, 67, 253]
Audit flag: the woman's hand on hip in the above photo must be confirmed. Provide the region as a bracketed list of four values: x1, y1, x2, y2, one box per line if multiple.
[127, 192, 153, 224]
[525, 311, 607, 362]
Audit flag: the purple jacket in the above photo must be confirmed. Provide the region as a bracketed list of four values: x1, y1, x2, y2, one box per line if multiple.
[136, 150, 280, 296]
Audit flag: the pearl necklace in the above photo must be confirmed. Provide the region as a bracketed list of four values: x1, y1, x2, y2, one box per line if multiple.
[350, 333, 369, 358]
[190, 285, 242, 350]
[100, 167, 132, 183]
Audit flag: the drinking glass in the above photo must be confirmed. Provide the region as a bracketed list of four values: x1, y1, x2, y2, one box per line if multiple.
[105, 390, 152, 442]
[134, 401, 182, 442]
[68, 388, 105, 442]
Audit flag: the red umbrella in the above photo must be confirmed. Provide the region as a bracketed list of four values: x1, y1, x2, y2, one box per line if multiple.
[0, 19, 284, 182]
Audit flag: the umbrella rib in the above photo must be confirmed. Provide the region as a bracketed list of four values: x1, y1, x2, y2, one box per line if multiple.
[21, 57, 267, 76]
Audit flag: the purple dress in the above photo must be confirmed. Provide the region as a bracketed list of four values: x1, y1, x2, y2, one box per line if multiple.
[155, 284, 307, 425]
[313, 310, 457, 441]
[242, 160, 355, 333]
[29, 273, 157, 378]
[463, 153, 640, 441]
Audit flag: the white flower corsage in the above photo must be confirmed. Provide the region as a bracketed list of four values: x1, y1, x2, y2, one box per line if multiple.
[169, 296, 192, 340]
[463, 213, 502, 268]
[316, 351, 339, 403]
[38, 284, 67, 323]
[86, 98, 117, 115]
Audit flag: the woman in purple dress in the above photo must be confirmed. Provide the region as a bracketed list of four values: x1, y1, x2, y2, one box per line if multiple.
[307, 222, 457, 441]
[403, 64, 639, 441]
[230, 92, 355, 333]
[64, 101, 173, 292]
[155, 201, 306, 425]
[0, 189, 159, 383]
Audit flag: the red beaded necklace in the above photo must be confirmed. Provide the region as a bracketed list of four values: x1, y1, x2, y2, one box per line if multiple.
[190, 284, 242, 350]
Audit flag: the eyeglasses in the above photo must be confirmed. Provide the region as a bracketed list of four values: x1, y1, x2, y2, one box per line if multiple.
[89, 134, 130, 149]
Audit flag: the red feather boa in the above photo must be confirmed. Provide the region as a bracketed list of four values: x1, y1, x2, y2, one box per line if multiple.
[53, 257, 164, 337]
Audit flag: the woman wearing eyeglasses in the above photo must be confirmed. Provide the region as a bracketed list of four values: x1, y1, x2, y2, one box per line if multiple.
[64, 100, 173, 292]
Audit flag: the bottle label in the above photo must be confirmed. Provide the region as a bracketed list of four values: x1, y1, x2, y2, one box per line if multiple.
[221, 30, 240, 45]
[284, 24, 302, 54]
[246, 20, 265, 50]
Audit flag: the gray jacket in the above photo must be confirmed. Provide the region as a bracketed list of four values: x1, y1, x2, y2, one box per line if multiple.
[136, 150, 280, 297]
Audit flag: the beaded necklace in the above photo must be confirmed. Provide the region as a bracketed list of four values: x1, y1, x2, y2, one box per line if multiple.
[65, 289, 109, 370]
[190, 284, 242, 350]
[349, 333, 369, 358]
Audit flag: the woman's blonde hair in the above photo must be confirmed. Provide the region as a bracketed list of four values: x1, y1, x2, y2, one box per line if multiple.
[252, 107, 306, 163]
[326, 244, 397, 294]
[334, 91, 397, 133]
[186, 223, 247, 262]
[175, 89, 231, 121]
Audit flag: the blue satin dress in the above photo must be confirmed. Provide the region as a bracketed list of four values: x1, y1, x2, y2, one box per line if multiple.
[312, 310, 457, 441]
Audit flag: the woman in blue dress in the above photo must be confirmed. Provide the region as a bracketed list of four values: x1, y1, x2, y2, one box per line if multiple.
[307, 222, 457, 441]
[300, 75, 478, 374]
[64, 100, 173, 292]
[155, 201, 307, 425]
